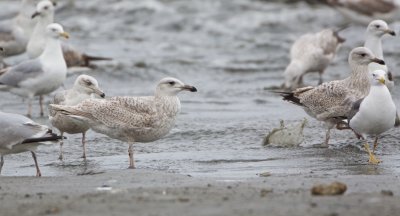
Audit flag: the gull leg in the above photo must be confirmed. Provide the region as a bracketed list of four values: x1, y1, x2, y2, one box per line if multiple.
[58, 132, 64, 160]
[27, 98, 32, 118]
[318, 71, 324, 85]
[0, 155, 4, 175]
[128, 143, 135, 169]
[373, 137, 379, 153]
[82, 132, 87, 160]
[363, 142, 381, 165]
[323, 128, 331, 147]
[39, 95, 44, 117]
[31, 151, 42, 177]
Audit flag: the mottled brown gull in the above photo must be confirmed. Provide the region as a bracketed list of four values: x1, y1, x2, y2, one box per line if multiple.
[0, 111, 62, 176]
[326, 0, 400, 24]
[49, 75, 105, 160]
[50, 77, 197, 169]
[279, 47, 385, 146]
[348, 70, 396, 164]
[0, 23, 68, 117]
[283, 28, 345, 89]
[28, 0, 112, 68]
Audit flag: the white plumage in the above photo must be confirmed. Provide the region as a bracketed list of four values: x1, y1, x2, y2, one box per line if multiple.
[349, 69, 396, 164]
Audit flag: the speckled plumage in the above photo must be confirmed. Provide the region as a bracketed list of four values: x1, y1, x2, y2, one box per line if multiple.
[283, 29, 344, 89]
[281, 47, 385, 146]
[50, 77, 197, 168]
[49, 74, 105, 160]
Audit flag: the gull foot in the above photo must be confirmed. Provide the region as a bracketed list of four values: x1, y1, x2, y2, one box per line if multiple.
[364, 143, 381, 165]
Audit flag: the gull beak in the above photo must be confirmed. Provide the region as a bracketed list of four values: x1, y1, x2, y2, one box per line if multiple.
[181, 85, 197, 92]
[94, 88, 105, 98]
[31, 11, 40, 19]
[59, 32, 70, 39]
[378, 76, 386, 85]
[385, 29, 396, 36]
[371, 58, 385, 65]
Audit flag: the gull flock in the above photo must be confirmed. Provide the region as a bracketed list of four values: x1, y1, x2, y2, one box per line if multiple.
[0, 0, 398, 176]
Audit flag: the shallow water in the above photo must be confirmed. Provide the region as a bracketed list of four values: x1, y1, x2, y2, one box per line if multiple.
[1, 0, 400, 178]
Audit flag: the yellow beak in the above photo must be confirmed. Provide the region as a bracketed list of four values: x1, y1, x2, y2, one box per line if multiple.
[59, 32, 70, 39]
[378, 77, 386, 85]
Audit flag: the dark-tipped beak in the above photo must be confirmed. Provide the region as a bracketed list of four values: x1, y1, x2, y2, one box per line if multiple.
[385, 29, 396, 36]
[31, 12, 40, 19]
[372, 58, 385, 65]
[100, 93, 105, 98]
[181, 85, 197, 92]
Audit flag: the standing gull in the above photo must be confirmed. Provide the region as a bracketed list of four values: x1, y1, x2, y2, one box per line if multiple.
[0, 0, 40, 56]
[364, 20, 395, 89]
[0, 111, 62, 176]
[348, 70, 396, 164]
[50, 77, 197, 169]
[28, 0, 112, 68]
[0, 23, 68, 117]
[283, 28, 345, 89]
[49, 75, 105, 160]
[279, 47, 385, 146]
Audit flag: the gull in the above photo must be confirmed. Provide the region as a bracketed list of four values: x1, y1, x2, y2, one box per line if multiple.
[49, 75, 105, 160]
[326, 0, 400, 24]
[0, 23, 68, 117]
[348, 70, 396, 164]
[364, 20, 396, 90]
[283, 28, 345, 89]
[0, 111, 62, 176]
[0, 0, 39, 56]
[279, 47, 385, 146]
[28, 0, 112, 68]
[50, 77, 197, 169]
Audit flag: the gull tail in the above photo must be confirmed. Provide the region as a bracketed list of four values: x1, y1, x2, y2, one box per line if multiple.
[22, 129, 64, 144]
[82, 54, 113, 67]
[272, 90, 303, 106]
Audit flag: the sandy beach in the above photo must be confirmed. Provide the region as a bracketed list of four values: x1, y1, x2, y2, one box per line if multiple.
[1, 170, 400, 216]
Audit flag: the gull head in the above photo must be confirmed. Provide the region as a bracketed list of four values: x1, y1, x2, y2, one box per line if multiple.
[74, 75, 105, 98]
[46, 23, 69, 39]
[367, 20, 395, 37]
[370, 70, 387, 86]
[349, 47, 385, 66]
[156, 77, 197, 96]
[31, 0, 54, 19]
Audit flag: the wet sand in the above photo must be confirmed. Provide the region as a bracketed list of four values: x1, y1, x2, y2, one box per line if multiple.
[1, 170, 400, 216]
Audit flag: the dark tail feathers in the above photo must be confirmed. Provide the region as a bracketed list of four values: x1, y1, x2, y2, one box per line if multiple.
[82, 54, 112, 67]
[272, 91, 302, 106]
[22, 129, 65, 144]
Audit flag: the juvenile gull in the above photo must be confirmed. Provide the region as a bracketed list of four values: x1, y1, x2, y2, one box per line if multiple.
[0, 111, 62, 176]
[49, 75, 105, 160]
[283, 28, 345, 89]
[50, 77, 197, 169]
[348, 70, 396, 164]
[326, 0, 400, 24]
[28, 0, 112, 68]
[0, 23, 68, 117]
[279, 47, 385, 146]
[364, 20, 395, 89]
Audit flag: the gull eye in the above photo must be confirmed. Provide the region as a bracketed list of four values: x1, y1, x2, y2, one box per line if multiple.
[44, 6, 48, 10]
[360, 53, 366, 57]
[375, 25, 380, 28]
[372, 74, 376, 77]
[168, 81, 175, 85]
